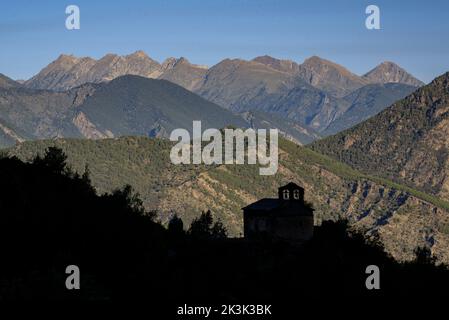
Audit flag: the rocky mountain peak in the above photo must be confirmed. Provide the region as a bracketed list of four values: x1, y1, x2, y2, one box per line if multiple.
[363, 61, 424, 87]
[297, 56, 368, 97]
[175, 57, 190, 66]
[55, 54, 79, 63]
[161, 57, 177, 70]
[97, 53, 119, 63]
[302, 56, 358, 77]
[42, 54, 82, 73]
[252, 55, 299, 74]
[252, 55, 279, 65]
[127, 50, 149, 59]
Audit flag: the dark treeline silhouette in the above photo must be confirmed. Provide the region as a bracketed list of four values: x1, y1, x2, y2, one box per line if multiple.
[0, 147, 448, 302]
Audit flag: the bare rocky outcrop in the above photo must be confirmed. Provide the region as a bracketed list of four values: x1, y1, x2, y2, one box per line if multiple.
[0, 122, 24, 143]
[72, 112, 113, 139]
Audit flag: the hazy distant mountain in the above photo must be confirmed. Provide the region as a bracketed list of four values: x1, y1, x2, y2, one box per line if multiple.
[0, 75, 248, 144]
[194, 58, 294, 112]
[24, 55, 93, 91]
[24, 51, 162, 91]
[24, 52, 424, 97]
[193, 58, 347, 132]
[24, 51, 210, 93]
[73, 74, 318, 144]
[362, 61, 424, 87]
[75, 75, 248, 138]
[17, 51, 425, 136]
[311, 72, 449, 201]
[0, 84, 97, 145]
[158, 57, 208, 91]
[234, 77, 350, 132]
[252, 55, 301, 74]
[194, 59, 420, 134]
[322, 83, 417, 135]
[193, 55, 423, 133]
[0, 73, 21, 89]
[296, 56, 369, 97]
[0, 74, 320, 147]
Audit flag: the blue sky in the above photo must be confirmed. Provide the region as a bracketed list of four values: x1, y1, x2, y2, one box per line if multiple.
[1, 0, 448, 82]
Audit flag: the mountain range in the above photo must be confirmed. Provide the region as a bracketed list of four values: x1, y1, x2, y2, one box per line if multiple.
[0, 51, 423, 147]
[24, 52, 423, 96]
[194, 56, 420, 132]
[0, 73, 324, 147]
[3, 51, 449, 264]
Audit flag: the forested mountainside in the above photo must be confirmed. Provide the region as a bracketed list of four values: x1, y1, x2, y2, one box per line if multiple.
[311, 72, 449, 202]
[9, 136, 449, 264]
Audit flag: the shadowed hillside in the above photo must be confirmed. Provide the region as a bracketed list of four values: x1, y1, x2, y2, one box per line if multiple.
[76, 75, 248, 138]
[0, 148, 448, 301]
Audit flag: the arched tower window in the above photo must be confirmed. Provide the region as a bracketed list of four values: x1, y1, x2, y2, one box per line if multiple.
[282, 189, 290, 200]
[293, 189, 300, 200]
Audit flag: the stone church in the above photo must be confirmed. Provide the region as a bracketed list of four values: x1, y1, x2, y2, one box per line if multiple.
[242, 183, 314, 241]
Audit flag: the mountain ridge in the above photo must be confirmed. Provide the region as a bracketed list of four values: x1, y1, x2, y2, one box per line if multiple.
[296, 55, 369, 97]
[311, 71, 449, 201]
[1, 52, 426, 147]
[22, 51, 424, 93]
[0, 75, 320, 147]
[363, 61, 424, 87]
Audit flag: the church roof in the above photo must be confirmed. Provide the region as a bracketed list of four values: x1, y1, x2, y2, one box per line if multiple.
[242, 198, 313, 214]
[242, 198, 280, 211]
